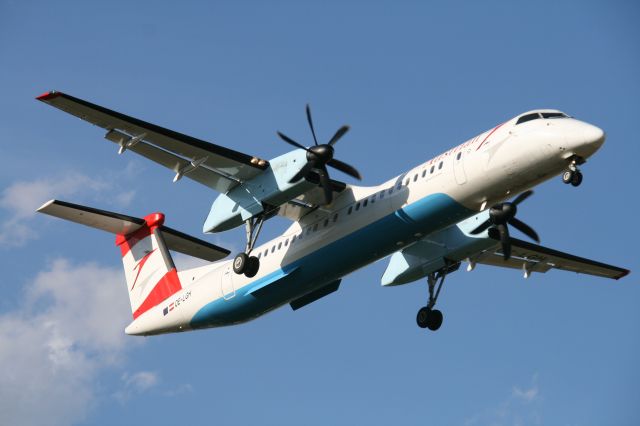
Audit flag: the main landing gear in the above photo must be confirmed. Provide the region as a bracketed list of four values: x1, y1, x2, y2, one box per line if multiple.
[562, 159, 583, 187]
[232, 216, 265, 278]
[416, 269, 448, 331]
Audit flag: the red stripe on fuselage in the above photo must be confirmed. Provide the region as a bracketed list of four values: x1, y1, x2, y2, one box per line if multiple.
[475, 122, 505, 151]
[132, 268, 182, 319]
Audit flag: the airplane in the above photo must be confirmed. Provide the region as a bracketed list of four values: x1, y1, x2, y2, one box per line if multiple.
[35, 91, 629, 335]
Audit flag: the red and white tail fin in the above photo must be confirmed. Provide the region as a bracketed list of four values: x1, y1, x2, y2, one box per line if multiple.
[116, 213, 182, 319]
[37, 200, 231, 319]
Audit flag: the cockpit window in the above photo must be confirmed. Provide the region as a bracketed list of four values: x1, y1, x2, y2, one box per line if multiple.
[541, 112, 567, 119]
[516, 113, 541, 125]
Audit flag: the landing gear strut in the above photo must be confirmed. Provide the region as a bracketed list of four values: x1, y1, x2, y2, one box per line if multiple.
[416, 269, 447, 331]
[562, 159, 583, 187]
[232, 216, 265, 278]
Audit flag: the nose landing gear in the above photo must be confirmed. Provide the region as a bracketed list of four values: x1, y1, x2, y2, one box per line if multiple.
[562, 158, 584, 187]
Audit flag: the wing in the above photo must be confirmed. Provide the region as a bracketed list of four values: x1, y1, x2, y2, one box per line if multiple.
[36, 91, 269, 193]
[474, 236, 629, 280]
[276, 176, 347, 221]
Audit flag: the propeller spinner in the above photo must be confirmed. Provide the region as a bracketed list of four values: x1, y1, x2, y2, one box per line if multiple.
[277, 105, 362, 204]
[470, 190, 540, 260]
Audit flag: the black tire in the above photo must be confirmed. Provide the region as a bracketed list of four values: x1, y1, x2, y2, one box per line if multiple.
[244, 256, 260, 278]
[426, 309, 443, 331]
[562, 170, 573, 184]
[570, 171, 583, 187]
[233, 253, 248, 274]
[416, 307, 430, 329]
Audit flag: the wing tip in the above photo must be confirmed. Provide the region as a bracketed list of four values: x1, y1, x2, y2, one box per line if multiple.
[36, 199, 57, 213]
[615, 269, 631, 280]
[36, 90, 60, 102]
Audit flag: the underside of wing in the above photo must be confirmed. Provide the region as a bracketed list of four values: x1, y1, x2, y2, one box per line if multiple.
[37, 91, 269, 192]
[476, 236, 629, 280]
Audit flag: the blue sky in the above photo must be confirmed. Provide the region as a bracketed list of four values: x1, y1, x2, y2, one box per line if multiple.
[1, 1, 638, 425]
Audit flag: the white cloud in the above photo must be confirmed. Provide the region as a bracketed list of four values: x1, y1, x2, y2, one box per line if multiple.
[0, 172, 136, 247]
[114, 371, 160, 403]
[464, 374, 542, 426]
[512, 374, 538, 403]
[0, 258, 132, 426]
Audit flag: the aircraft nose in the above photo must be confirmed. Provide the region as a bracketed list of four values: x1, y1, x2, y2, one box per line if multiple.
[583, 123, 605, 149]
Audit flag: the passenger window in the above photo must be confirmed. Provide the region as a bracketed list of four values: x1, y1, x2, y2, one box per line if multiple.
[413, 174, 418, 182]
[370, 195, 375, 204]
[333, 213, 338, 222]
[278, 242, 282, 250]
[438, 161, 443, 170]
[264, 249, 268, 257]
[388, 187, 393, 195]
[324, 219, 329, 227]
[422, 170, 426, 178]
[284, 239, 289, 246]
[292, 235, 296, 244]
[348, 206, 353, 214]
[380, 191, 384, 199]
[257, 252, 261, 259]
[396, 181, 401, 190]
[271, 246, 275, 253]
[456, 152, 462, 160]
[355, 202, 361, 211]
[405, 179, 409, 186]
[307, 227, 312, 235]
[430, 165, 435, 174]
[363, 199, 368, 207]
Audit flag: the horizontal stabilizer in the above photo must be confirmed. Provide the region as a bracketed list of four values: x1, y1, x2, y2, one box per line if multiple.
[37, 200, 230, 262]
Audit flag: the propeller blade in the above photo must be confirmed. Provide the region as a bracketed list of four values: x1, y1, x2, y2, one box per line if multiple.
[305, 104, 319, 146]
[277, 131, 309, 151]
[508, 217, 540, 243]
[289, 159, 317, 183]
[469, 219, 492, 235]
[328, 158, 362, 180]
[497, 223, 511, 260]
[317, 166, 333, 204]
[328, 125, 350, 146]
[512, 190, 533, 206]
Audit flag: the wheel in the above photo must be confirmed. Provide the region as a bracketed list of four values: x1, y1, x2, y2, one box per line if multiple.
[233, 253, 248, 274]
[570, 171, 583, 187]
[244, 256, 260, 278]
[426, 309, 443, 331]
[416, 307, 430, 328]
[562, 170, 573, 184]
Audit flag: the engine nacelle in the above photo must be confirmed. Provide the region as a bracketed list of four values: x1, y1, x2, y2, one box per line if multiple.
[381, 212, 493, 286]
[203, 149, 316, 232]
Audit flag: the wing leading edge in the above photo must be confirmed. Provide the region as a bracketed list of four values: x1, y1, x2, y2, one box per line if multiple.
[36, 91, 269, 193]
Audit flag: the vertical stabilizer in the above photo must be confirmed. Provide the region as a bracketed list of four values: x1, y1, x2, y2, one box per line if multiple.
[116, 213, 182, 319]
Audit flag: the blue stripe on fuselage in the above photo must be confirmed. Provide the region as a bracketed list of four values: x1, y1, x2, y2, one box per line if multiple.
[190, 192, 472, 329]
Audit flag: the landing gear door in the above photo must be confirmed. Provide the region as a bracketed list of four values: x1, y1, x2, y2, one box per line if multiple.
[220, 265, 236, 300]
[453, 151, 467, 184]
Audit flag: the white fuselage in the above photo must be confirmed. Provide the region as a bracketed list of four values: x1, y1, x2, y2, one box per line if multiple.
[126, 111, 605, 335]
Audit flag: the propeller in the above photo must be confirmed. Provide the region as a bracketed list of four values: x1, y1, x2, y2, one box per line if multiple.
[469, 190, 540, 260]
[277, 104, 362, 204]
